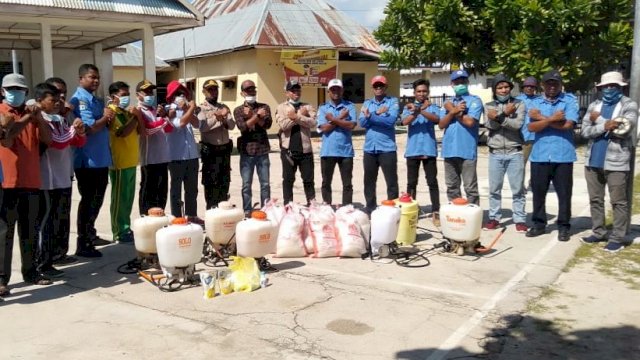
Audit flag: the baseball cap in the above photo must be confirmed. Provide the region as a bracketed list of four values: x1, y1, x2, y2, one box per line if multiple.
[285, 80, 301, 91]
[542, 70, 562, 83]
[522, 77, 538, 87]
[370, 75, 387, 86]
[136, 80, 156, 92]
[2, 73, 28, 89]
[203, 79, 219, 89]
[327, 79, 343, 89]
[450, 70, 469, 81]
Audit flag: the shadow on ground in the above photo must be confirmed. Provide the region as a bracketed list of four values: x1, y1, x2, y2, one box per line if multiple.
[395, 313, 640, 359]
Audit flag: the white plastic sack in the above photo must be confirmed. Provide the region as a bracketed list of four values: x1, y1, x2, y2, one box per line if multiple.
[275, 205, 307, 258]
[262, 199, 286, 225]
[335, 216, 367, 257]
[335, 205, 371, 244]
[306, 203, 340, 258]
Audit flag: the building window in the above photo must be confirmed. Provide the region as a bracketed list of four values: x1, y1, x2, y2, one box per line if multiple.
[342, 73, 365, 104]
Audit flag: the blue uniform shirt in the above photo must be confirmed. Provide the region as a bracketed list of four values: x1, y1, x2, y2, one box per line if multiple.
[70, 87, 112, 168]
[403, 103, 440, 158]
[317, 100, 357, 157]
[359, 96, 399, 153]
[441, 94, 483, 160]
[516, 93, 540, 142]
[528, 93, 578, 163]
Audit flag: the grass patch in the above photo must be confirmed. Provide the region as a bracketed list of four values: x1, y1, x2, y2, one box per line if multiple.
[526, 286, 559, 314]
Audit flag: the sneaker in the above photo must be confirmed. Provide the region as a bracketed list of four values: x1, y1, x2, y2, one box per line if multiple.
[580, 235, 607, 244]
[483, 220, 500, 231]
[41, 267, 64, 278]
[92, 236, 111, 247]
[117, 231, 135, 244]
[0, 284, 9, 297]
[53, 255, 78, 266]
[604, 242, 625, 253]
[515, 223, 528, 233]
[432, 212, 441, 227]
[76, 247, 103, 258]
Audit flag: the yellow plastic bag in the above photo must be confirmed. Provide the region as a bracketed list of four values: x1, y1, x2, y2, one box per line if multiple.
[229, 256, 261, 292]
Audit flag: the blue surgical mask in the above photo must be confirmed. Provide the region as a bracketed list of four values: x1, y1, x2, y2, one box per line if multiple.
[3, 89, 26, 107]
[453, 84, 468, 96]
[288, 99, 300, 106]
[117, 95, 130, 109]
[496, 94, 510, 103]
[602, 87, 623, 105]
[143, 95, 156, 107]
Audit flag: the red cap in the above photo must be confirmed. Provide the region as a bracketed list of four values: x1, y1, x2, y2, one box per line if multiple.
[399, 193, 413, 203]
[166, 80, 190, 102]
[371, 75, 387, 86]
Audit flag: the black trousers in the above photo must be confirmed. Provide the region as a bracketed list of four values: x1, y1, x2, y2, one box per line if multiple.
[37, 188, 72, 271]
[75, 167, 108, 248]
[281, 150, 315, 204]
[320, 157, 353, 205]
[0, 188, 40, 285]
[201, 142, 233, 209]
[139, 162, 168, 216]
[530, 162, 573, 230]
[406, 157, 440, 212]
[363, 151, 399, 211]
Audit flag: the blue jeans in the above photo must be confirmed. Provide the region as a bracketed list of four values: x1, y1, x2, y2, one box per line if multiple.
[240, 154, 271, 212]
[488, 152, 526, 223]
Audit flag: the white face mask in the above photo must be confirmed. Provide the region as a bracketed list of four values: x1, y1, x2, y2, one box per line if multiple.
[244, 96, 256, 104]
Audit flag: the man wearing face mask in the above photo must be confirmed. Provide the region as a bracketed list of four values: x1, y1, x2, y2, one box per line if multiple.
[165, 80, 201, 224]
[0, 73, 54, 296]
[198, 79, 235, 209]
[440, 70, 484, 205]
[275, 80, 317, 205]
[525, 70, 579, 242]
[234, 80, 272, 214]
[131, 80, 173, 216]
[107, 81, 142, 243]
[580, 71, 638, 253]
[483, 74, 527, 232]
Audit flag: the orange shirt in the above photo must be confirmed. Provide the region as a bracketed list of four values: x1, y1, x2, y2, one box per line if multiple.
[0, 103, 42, 189]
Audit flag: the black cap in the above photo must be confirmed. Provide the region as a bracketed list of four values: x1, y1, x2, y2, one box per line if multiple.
[542, 70, 562, 83]
[285, 80, 301, 91]
[136, 80, 156, 92]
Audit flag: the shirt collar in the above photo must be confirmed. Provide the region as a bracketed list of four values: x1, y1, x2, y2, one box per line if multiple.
[75, 86, 95, 101]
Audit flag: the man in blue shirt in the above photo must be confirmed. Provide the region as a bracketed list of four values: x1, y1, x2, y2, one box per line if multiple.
[69, 64, 113, 257]
[317, 79, 356, 206]
[402, 79, 441, 225]
[440, 70, 484, 205]
[525, 70, 579, 241]
[360, 75, 400, 213]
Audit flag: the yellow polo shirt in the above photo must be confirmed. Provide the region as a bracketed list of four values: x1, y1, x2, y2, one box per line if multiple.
[108, 104, 139, 169]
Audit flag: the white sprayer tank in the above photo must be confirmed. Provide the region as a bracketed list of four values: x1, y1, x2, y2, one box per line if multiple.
[131, 207, 170, 254]
[236, 210, 278, 258]
[370, 200, 401, 254]
[440, 198, 482, 242]
[155, 218, 204, 268]
[205, 201, 245, 245]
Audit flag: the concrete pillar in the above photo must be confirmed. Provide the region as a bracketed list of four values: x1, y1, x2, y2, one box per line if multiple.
[40, 22, 54, 79]
[142, 25, 157, 84]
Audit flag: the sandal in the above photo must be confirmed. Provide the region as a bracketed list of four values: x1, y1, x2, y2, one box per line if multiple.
[26, 276, 53, 286]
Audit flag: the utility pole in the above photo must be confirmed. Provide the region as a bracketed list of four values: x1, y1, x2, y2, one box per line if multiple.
[627, 0, 640, 232]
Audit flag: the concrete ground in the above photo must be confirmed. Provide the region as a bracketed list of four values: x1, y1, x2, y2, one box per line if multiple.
[0, 133, 637, 359]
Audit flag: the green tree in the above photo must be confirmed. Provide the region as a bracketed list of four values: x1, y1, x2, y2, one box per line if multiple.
[374, 0, 634, 92]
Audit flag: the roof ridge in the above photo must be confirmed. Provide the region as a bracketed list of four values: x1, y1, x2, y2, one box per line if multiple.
[250, 0, 273, 45]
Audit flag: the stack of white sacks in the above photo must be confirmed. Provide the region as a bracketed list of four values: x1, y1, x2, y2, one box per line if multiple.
[262, 200, 371, 258]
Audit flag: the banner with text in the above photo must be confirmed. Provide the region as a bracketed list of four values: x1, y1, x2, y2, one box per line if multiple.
[281, 49, 338, 87]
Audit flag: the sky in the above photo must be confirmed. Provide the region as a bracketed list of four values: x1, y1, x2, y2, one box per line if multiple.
[327, 0, 389, 31]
